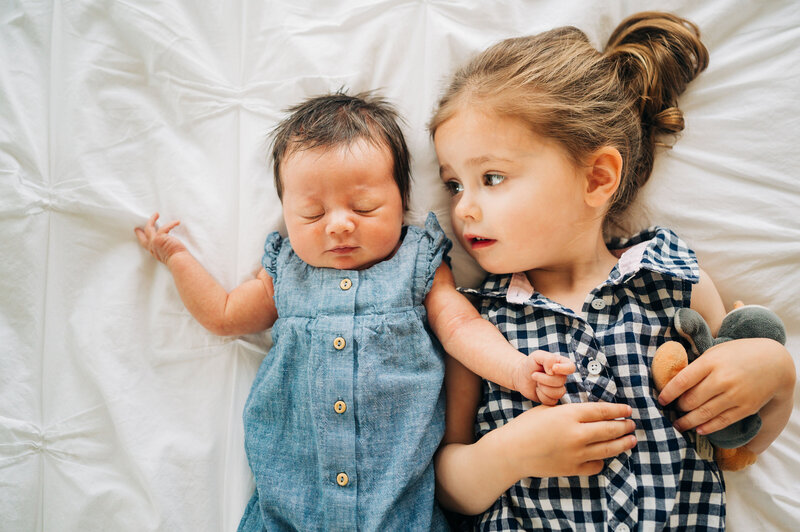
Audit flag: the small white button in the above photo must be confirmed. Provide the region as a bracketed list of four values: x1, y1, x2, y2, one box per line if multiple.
[587, 359, 603, 375]
[616, 524, 630, 532]
[591, 298, 606, 310]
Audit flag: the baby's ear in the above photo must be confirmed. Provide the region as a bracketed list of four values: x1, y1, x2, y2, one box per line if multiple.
[583, 147, 622, 208]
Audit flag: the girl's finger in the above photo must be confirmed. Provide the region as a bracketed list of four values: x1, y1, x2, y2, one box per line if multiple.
[658, 356, 712, 406]
[672, 394, 736, 433]
[583, 419, 636, 444]
[694, 406, 749, 436]
[674, 379, 722, 414]
[584, 433, 637, 460]
[575, 460, 605, 477]
[573, 401, 632, 423]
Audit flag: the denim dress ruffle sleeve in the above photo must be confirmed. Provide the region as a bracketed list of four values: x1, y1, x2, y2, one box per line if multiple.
[238, 212, 451, 532]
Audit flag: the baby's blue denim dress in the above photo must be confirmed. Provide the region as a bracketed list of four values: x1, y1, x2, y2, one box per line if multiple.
[237, 212, 451, 532]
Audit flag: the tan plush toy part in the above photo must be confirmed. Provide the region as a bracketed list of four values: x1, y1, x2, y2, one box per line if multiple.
[652, 301, 787, 472]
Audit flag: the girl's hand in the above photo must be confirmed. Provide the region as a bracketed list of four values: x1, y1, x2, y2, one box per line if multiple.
[658, 338, 795, 437]
[501, 402, 637, 478]
[135, 213, 187, 265]
[511, 350, 575, 405]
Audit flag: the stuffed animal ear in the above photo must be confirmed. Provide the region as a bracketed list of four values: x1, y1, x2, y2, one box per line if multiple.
[674, 308, 714, 358]
[718, 305, 787, 345]
[652, 341, 688, 391]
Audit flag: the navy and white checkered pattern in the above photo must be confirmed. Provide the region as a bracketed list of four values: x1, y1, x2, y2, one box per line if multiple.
[462, 227, 725, 531]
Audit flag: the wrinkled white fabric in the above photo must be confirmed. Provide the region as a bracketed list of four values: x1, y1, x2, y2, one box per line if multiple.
[0, 1, 798, 531]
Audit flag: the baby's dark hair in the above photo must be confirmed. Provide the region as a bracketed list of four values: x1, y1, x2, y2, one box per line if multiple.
[430, 12, 708, 232]
[271, 91, 411, 210]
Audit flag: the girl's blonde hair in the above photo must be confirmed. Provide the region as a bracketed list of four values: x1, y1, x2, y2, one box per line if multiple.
[430, 12, 708, 231]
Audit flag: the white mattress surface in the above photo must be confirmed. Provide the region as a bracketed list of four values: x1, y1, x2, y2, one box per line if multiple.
[1, 1, 798, 530]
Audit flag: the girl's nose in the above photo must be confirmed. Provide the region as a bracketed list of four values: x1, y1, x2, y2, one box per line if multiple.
[453, 192, 482, 222]
[326, 210, 356, 235]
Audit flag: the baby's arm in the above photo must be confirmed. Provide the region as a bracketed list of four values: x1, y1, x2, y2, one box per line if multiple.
[425, 264, 574, 404]
[135, 213, 278, 336]
[435, 355, 636, 514]
[658, 269, 796, 453]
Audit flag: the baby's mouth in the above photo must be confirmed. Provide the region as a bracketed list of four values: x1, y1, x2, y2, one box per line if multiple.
[329, 246, 358, 254]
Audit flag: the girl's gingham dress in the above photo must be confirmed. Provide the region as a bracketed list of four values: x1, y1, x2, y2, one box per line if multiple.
[237, 213, 451, 532]
[462, 227, 725, 532]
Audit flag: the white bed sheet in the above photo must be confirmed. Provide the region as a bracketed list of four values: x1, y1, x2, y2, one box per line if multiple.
[1, 0, 798, 530]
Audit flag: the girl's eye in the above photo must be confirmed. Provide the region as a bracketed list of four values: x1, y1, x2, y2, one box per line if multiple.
[302, 213, 324, 221]
[354, 208, 377, 215]
[483, 173, 505, 187]
[444, 180, 463, 195]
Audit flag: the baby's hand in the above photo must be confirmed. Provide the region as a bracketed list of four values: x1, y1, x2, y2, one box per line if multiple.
[134, 213, 187, 265]
[512, 350, 575, 405]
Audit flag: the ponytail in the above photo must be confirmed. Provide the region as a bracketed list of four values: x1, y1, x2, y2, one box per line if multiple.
[604, 12, 708, 216]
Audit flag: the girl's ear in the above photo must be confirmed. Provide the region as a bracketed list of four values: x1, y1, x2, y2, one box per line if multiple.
[583, 147, 622, 207]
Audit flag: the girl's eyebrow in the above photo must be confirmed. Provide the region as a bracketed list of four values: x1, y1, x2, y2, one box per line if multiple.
[439, 154, 516, 177]
[466, 154, 513, 166]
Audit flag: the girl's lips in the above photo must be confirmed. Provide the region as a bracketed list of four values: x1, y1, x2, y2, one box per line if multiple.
[465, 235, 496, 249]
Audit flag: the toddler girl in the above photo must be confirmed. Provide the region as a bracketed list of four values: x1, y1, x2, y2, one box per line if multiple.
[430, 12, 795, 530]
[135, 92, 606, 530]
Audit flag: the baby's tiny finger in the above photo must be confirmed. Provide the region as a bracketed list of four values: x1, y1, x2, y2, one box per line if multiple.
[134, 227, 148, 246]
[159, 220, 180, 234]
[144, 214, 159, 237]
[553, 361, 576, 375]
[533, 373, 568, 388]
[539, 386, 566, 403]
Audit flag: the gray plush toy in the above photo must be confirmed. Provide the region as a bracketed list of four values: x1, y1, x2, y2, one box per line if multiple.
[652, 303, 787, 471]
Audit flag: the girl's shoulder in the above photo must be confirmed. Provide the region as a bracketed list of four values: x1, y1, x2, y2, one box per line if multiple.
[609, 226, 699, 283]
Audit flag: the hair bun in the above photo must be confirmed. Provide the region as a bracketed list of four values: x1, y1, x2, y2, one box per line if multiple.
[604, 12, 709, 136]
[651, 106, 684, 135]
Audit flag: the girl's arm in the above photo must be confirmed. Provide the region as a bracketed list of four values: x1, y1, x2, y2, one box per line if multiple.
[425, 264, 573, 404]
[658, 269, 796, 453]
[135, 213, 278, 336]
[435, 356, 637, 514]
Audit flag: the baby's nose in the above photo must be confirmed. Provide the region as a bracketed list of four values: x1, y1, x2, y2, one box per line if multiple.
[326, 211, 356, 234]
